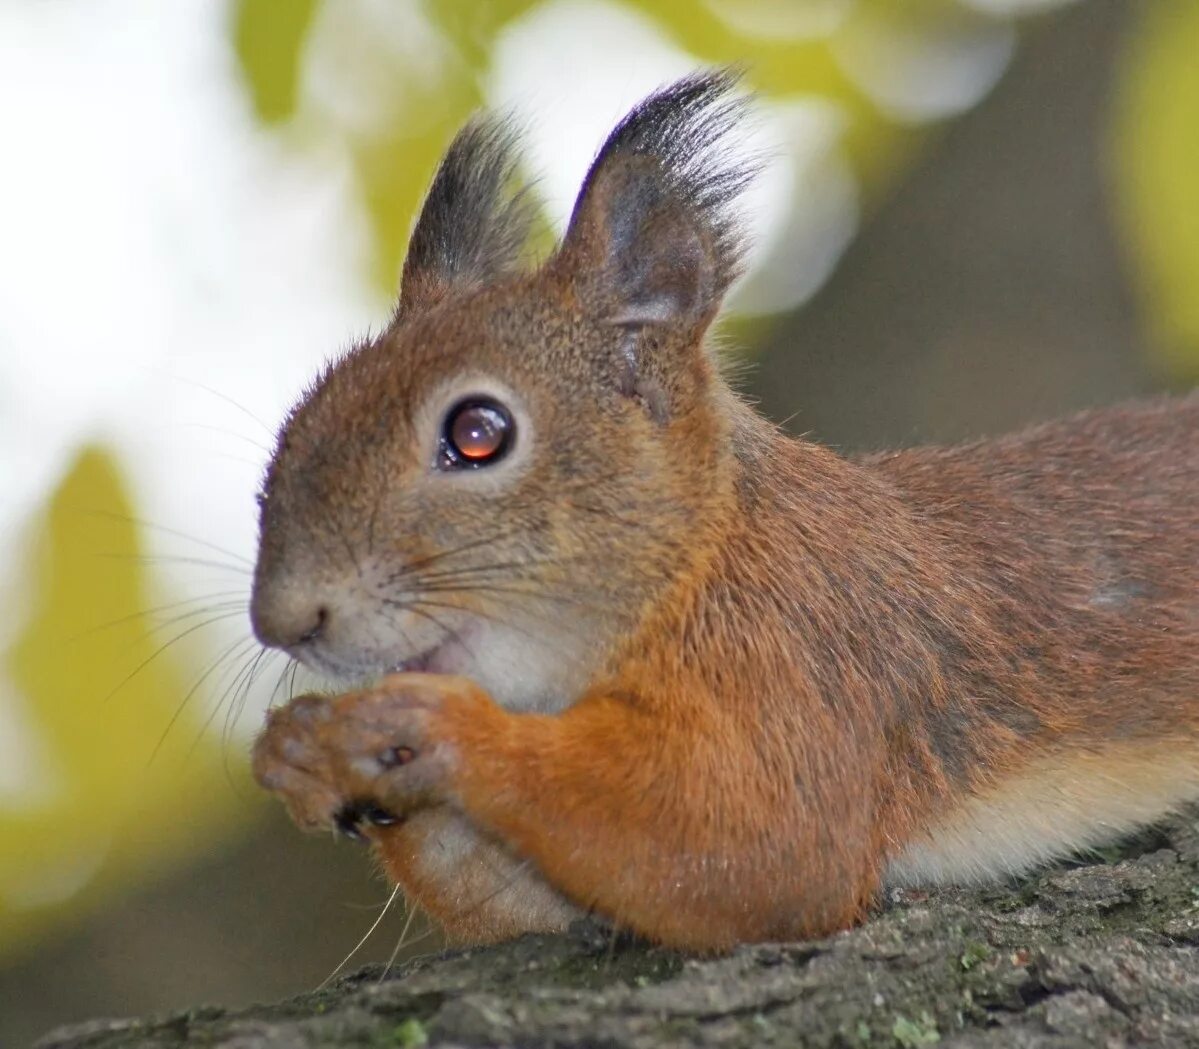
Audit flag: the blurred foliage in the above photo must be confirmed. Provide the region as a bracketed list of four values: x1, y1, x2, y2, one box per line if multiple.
[228, 0, 939, 291]
[232, 0, 321, 124]
[1111, 0, 1199, 383]
[1, 450, 255, 954]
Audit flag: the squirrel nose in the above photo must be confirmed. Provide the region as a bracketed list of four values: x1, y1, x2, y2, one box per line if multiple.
[250, 584, 328, 650]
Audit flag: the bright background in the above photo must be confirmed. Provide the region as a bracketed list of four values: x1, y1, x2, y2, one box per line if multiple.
[2, 1, 1197, 1043]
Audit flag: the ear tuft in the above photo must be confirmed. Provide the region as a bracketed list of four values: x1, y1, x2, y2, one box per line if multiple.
[559, 69, 758, 329]
[399, 116, 537, 316]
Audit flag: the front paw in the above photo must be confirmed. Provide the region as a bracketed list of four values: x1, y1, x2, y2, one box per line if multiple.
[251, 694, 352, 835]
[251, 674, 476, 840]
[322, 673, 466, 815]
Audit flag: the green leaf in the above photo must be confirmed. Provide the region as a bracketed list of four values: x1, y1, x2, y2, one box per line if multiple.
[232, 0, 322, 124]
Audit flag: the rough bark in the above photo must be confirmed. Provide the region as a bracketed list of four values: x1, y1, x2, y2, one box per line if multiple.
[37, 816, 1199, 1048]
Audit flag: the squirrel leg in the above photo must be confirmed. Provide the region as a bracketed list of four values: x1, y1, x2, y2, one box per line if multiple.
[371, 807, 581, 945]
[278, 673, 880, 951]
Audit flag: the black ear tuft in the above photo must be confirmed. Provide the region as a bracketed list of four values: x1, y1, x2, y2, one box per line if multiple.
[559, 69, 758, 330]
[399, 116, 537, 315]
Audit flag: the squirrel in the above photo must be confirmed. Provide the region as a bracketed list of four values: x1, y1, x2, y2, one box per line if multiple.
[249, 71, 1199, 951]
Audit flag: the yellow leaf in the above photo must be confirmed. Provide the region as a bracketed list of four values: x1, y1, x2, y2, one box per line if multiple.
[1111, 3, 1199, 382]
[1, 448, 259, 956]
[232, 0, 322, 124]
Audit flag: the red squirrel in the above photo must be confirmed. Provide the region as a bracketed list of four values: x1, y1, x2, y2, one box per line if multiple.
[249, 71, 1199, 951]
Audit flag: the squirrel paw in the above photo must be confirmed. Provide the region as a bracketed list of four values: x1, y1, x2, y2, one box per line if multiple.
[251, 674, 469, 841]
[319, 673, 464, 819]
[250, 693, 348, 834]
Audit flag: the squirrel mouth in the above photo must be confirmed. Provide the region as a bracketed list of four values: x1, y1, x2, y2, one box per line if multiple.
[296, 641, 450, 686]
[386, 643, 444, 676]
[385, 622, 476, 677]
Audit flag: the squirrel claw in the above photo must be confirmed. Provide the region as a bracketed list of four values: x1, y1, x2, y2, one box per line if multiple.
[363, 803, 401, 826]
[333, 804, 367, 841]
[333, 801, 400, 839]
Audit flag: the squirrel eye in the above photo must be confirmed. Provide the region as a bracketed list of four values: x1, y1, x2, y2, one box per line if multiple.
[441, 399, 513, 468]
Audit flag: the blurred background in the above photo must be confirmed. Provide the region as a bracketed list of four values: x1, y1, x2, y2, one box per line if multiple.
[1, 0, 1197, 1044]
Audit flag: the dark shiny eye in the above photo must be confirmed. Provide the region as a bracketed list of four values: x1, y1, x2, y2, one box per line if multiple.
[440, 398, 514, 469]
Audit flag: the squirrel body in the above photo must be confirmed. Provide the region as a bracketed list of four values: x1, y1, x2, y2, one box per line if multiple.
[250, 74, 1199, 951]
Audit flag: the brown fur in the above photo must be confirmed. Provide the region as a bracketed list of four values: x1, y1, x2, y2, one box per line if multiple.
[249, 73, 1199, 951]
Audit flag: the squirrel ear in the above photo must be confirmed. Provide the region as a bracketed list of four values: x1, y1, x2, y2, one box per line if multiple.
[398, 116, 536, 316]
[557, 70, 755, 332]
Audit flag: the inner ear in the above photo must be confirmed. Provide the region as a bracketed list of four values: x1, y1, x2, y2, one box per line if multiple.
[569, 160, 717, 332]
[605, 176, 714, 328]
[552, 70, 754, 335]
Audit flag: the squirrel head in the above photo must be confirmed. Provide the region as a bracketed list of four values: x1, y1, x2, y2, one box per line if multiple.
[251, 71, 756, 709]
